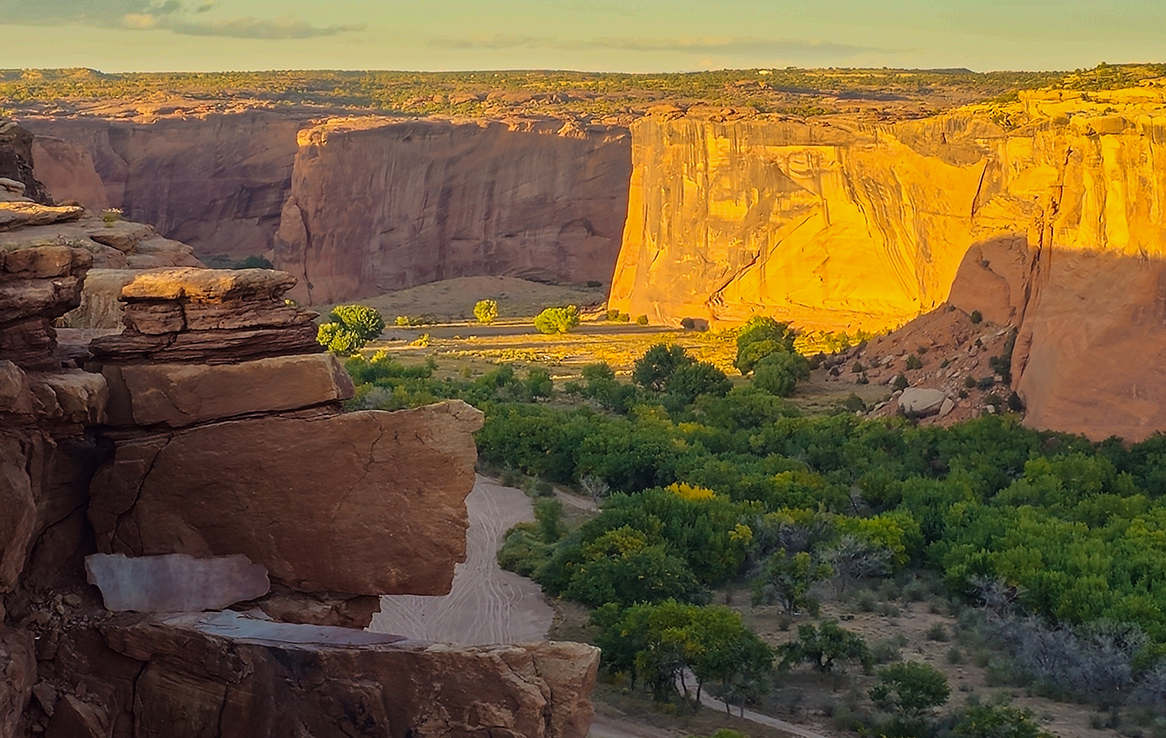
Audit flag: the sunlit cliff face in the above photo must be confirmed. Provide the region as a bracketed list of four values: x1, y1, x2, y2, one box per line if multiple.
[608, 82, 1166, 334]
[609, 81, 1166, 440]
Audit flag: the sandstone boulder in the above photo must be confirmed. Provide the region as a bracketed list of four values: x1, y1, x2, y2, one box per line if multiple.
[0, 627, 35, 738]
[101, 353, 353, 428]
[898, 388, 948, 417]
[100, 611, 598, 738]
[45, 694, 110, 738]
[85, 553, 270, 613]
[90, 400, 484, 596]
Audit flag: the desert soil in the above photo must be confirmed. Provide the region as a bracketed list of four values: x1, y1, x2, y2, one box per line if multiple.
[324, 275, 607, 322]
[369, 475, 554, 645]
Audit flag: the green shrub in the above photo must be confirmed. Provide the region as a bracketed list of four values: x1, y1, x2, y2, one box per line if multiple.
[636, 314, 649, 325]
[533, 305, 580, 334]
[735, 316, 798, 374]
[473, 299, 499, 324]
[964, 375, 978, 389]
[870, 661, 950, 715]
[906, 354, 923, 371]
[970, 310, 983, 324]
[316, 304, 385, 354]
[778, 621, 871, 673]
[753, 351, 810, 397]
[892, 374, 909, 391]
[852, 361, 866, 374]
[633, 343, 693, 392]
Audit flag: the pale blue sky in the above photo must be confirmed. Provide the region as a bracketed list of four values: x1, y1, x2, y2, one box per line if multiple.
[0, 0, 1161, 72]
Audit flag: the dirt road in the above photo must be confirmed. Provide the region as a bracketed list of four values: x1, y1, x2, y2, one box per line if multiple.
[369, 475, 554, 645]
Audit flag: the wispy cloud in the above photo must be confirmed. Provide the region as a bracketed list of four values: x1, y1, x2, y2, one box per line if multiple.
[0, 0, 364, 40]
[427, 34, 888, 58]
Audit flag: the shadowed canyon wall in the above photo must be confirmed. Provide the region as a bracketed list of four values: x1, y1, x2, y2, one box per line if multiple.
[273, 117, 631, 305]
[25, 113, 632, 303]
[24, 112, 306, 262]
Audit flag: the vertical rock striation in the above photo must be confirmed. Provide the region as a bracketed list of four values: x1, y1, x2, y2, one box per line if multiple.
[273, 116, 631, 304]
[609, 85, 1166, 440]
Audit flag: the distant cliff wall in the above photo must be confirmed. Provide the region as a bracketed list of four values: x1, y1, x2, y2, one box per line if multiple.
[24, 112, 306, 262]
[609, 86, 1166, 440]
[272, 117, 631, 305]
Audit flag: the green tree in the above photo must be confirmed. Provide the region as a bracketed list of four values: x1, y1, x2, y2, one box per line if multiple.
[752, 351, 810, 397]
[316, 304, 385, 354]
[473, 298, 499, 324]
[633, 343, 694, 392]
[752, 550, 833, 614]
[665, 361, 731, 408]
[870, 661, 951, 715]
[735, 317, 797, 374]
[779, 621, 872, 673]
[533, 305, 580, 334]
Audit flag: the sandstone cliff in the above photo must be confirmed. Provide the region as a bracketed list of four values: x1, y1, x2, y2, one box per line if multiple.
[23, 111, 307, 262]
[27, 112, 633, 303]
[610, 83, 1166, 440]
[273, 116, 631, 304]
[0, 185, 598, 735]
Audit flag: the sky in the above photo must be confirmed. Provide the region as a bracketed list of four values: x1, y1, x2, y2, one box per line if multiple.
[0, 0, 1161, 73]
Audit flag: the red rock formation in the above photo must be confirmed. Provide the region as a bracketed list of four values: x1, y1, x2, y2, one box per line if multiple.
[612, 86, 1166, 440]
[273, 116, 631, 304]
[23, 111, 307, 261]
[99, 611, 598, 738]
[0, 191, 597, 734]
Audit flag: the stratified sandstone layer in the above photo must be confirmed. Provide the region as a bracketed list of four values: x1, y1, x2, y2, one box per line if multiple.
[610, 84, 1166, 440]
[273, 116, 631, 304]
[90, 401, 484, 595]
[100, 611, 598, 738]
[23, 111, 307, 260]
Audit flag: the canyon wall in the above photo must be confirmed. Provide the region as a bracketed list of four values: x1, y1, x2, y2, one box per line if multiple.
[23, 111, 307, 262]
[272, 116, 631, 305]
[610, 85, 1166, 440]
[26, 112, 632, 303]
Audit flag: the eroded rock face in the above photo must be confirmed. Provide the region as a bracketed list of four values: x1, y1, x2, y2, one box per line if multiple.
[24, 112, 307, 261]
[0, 119, 50, 205]
[99, 611, 598, 738]
[88, 268, 320, 364]
[611, 86, 1166, 440]
[90, 401, 484, 595]
[273, 116, 631, 304]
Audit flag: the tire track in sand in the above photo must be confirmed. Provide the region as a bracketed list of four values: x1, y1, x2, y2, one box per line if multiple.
[369, 475, 554, 645]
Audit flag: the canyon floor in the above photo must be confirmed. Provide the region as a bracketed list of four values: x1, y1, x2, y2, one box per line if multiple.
[370, 475, 554, 645]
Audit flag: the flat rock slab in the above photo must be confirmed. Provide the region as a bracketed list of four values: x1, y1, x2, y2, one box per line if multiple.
[102, 353, 353, 428]
[85, 553, 270, 613]
[120, 267, 296, 302]
[100, 611, 598, 738]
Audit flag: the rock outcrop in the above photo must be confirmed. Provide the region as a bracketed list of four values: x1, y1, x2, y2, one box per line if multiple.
[0, 119, 50, 205]
[85, 554, 270, 613]
[0, 205, 596, 735]
[610, 84, 1166, 440]
[273, 116, 631, 304]
[90, 402, 484, 595]
[97, 611, 598, 738]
